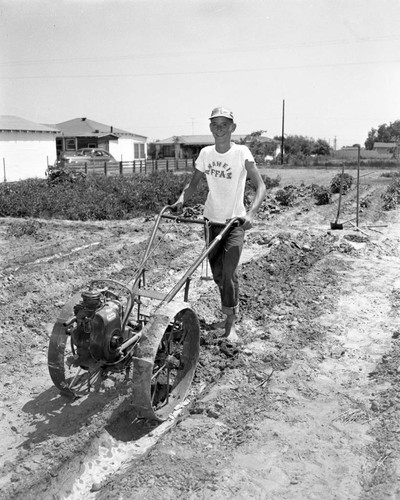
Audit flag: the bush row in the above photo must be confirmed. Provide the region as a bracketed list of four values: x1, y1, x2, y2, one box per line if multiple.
[0, 171, 280, 221]
[0, 172, 205, 220]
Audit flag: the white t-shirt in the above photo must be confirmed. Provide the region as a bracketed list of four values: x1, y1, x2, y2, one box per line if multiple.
[195, 143, 255, 224]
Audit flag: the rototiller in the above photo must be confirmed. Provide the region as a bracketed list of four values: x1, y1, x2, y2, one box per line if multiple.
[48, 206, 242, 421]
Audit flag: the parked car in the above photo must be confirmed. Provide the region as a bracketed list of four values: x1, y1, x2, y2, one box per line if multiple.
[54, 148, 118, 169]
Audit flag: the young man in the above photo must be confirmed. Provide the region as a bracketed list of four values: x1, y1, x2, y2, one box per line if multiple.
[172, 107, 266, 341]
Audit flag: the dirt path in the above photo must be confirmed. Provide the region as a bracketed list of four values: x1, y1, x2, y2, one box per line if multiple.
[1, 170, 400, 499]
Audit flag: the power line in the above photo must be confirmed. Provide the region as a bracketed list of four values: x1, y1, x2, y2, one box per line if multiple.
[1, 34, 400, 67]
[1, 58, 399, 80]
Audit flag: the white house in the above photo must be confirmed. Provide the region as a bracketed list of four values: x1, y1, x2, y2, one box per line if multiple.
[0, 116, 59, 182]
[53, 117, 147, 162]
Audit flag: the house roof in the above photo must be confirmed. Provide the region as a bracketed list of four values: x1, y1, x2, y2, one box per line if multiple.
[52, 117, 147, 141]
[156, 134, 275, 145]
[373, 142, 398, 148]
[0, 115, 59, 133]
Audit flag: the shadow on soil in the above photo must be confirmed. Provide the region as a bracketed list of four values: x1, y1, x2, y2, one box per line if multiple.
[20, 385, 124, 447]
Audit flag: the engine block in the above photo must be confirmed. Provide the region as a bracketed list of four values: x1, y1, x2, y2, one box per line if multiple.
[70, 290, 126, 368]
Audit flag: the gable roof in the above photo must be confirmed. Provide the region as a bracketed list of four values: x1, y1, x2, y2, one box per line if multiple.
[0, 115, 59, 133]
[53, 117, 147, 141]
[156, 134, 265, 145]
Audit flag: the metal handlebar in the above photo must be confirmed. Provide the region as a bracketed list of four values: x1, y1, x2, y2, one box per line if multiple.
[122, 206, 244, 328]
[162, 205, 245, 227]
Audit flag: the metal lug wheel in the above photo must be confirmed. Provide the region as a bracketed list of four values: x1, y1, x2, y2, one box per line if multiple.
[130, 301, 200, 421]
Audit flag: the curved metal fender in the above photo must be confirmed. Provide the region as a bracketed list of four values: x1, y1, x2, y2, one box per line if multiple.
[129, 301, 200, 421]
[47, 293, 82, 397]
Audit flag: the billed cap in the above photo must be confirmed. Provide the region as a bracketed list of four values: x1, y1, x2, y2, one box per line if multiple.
[209, 107, 234, 121]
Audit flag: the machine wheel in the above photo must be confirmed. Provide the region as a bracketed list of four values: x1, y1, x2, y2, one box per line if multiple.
[130, 301, 200, 421]
[48, 294, 105, 398]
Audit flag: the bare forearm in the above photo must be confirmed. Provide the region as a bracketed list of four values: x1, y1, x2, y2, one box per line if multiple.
[248, 184, 267, 217]
[245, 161, 267, 218]
[177, 182, 197, 204]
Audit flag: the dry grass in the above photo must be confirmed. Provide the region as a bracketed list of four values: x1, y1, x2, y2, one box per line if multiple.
[260, 167, 395, 189]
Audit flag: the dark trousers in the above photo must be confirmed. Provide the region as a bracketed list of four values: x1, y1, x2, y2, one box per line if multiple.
[207, 224, 245, 315]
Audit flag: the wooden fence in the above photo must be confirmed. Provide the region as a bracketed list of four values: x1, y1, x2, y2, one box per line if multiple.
[71, 158, 195, 177]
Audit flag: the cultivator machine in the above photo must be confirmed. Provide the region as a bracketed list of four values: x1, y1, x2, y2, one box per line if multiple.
[48, 206, 242, 421]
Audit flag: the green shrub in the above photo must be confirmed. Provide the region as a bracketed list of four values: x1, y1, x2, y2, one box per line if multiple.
[381, 171, 400, 178]
[46, 165, 86, 184]
[261, 174, 280, 189]
[312, 185, 331, 205]
[275, 186, 296, 206]
[330, 173, 353, 193]
[0, 169, 281, 221]
[382, 178, 400, 211]
[0, 172, 209, 221]
[6, 219, 42, 238]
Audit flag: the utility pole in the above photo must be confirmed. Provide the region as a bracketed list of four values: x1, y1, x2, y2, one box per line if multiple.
[189, 117, 198, 135]
[281, 99, 285, 165]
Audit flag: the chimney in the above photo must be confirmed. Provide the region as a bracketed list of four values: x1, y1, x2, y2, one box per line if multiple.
[110, 126, 113, 133]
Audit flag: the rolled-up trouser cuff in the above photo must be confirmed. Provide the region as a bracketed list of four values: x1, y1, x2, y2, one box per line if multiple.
[222, 304, 239, 316]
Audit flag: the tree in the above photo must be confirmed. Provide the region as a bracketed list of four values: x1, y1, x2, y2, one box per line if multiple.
[238, 131, 278, 163]
[272, 135, 331, 164]
[274, 135, 331, 156]
[311, 138, 331, 156]
[364, 120, 400, 149]
[364, 128, 376, 150]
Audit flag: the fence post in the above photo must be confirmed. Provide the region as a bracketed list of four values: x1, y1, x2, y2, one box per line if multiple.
[3, 158, 6, 182]
[166, 160, 169, 172]
[119, 161, 123, 176]
[104, 162, 108, 176]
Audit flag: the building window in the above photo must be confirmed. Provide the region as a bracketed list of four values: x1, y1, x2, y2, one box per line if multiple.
[134, 143, 146, 158]
[66, 138, 76, 150]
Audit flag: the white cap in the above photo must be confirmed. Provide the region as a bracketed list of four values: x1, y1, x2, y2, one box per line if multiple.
[209, 107, 234, 121]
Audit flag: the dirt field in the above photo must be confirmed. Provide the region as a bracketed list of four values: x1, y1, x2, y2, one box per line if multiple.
[1, 167, 400, 499]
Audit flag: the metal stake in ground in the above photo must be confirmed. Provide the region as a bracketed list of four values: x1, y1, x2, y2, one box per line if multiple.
[330, 162, 345, 230]
[354, 144, 361, 228]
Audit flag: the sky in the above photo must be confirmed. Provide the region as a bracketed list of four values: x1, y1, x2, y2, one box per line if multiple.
[1, 0, 400, 149]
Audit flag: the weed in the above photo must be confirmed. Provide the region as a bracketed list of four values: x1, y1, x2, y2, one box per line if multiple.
[330, 173, 354, 193]
[382, 178, 400, 211]
[312, 185, 331, 205]
[261, 174, 280, 190]
[275, 186, 296, 206]
[6, 219, 42, 238]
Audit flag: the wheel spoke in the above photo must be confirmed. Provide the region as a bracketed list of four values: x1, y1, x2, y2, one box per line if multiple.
[128, 305, 200, 420]
[152, 363, 167, 381]
[67, 367, 83, 390]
